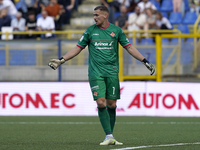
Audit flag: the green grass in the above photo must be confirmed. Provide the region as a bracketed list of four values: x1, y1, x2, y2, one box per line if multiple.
[0, 116, 200, 150]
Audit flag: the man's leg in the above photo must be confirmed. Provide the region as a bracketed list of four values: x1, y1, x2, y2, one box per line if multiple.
[96, 97, 112, 135]
[105, 77, 123, 145]
[89, 76, 115, 145]
[97, 97, 115, 145]
[107, 99, 117, 133]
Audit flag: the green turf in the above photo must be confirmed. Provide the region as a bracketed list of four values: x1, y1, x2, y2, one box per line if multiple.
[0, 116, 200, 150]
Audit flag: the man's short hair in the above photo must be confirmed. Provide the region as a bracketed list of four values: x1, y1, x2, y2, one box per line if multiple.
[94, 5, 109, 14]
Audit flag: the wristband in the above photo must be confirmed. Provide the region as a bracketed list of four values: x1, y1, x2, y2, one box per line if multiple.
[142, 58, 149, 64]
[59, 57, 66, 64]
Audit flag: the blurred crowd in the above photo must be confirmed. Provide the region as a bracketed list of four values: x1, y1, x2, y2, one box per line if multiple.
[0, 0, 200, 40]
[101, 0, 199, 42]
[0, 0, 82, 39]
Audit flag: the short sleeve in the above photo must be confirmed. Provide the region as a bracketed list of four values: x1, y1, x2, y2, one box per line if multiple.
[77, 29, 90, 49]
[118, 29, 131, 48]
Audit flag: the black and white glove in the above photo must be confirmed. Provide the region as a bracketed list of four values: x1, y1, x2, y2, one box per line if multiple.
[48, 57, 66, 70]
[142, 58, 155, 75]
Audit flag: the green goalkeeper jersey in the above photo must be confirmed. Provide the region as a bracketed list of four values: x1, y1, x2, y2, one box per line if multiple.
[77, 23, 131, 77]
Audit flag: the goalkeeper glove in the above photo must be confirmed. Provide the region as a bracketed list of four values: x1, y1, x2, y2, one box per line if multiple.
[142, 58, 155, 75]
[48, 57, 66, 70]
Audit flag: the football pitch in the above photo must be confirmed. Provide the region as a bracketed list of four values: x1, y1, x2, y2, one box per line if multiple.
[0, 116, 200, 150]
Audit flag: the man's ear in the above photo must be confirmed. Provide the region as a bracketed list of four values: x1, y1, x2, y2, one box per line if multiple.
[103, 12, 108, 19]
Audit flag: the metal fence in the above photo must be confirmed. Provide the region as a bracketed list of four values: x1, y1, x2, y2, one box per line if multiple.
[0, 29, 200, 82]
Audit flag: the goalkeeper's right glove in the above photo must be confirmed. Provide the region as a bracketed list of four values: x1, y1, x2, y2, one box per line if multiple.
[142, 58, 155, 75]
[48, 57, 66, 70]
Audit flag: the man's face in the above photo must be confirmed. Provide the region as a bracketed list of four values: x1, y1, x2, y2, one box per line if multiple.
[51, 0, 57, 4]
[120, 6, 127, 14]
[0, 0, 3, 5]
[93, 9, 107, 26]
[135, 7, 140, 15]
[29, 14, 35, 20]
[42, 11, 47, 18]
[16, 14, 21, 20]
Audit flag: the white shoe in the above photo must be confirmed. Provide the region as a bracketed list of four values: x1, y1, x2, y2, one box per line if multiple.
[115, 140, 123, 145]
[100, 138, 115, 145]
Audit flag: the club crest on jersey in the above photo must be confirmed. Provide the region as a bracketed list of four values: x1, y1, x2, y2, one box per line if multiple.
[110, 32, 115, 37]
[93, 91, 98, 96]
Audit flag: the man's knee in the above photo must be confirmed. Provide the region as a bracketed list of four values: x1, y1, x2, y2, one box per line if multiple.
[107, 99, 117, 108]
[96, 97, 106, 107]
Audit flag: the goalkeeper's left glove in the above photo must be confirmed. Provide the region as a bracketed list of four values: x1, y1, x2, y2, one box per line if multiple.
[48, 57, 66, 70]
[142, 58, 155, 75]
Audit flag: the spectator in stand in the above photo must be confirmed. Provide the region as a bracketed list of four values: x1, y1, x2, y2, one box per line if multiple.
[113, 0, 131, 12]
[144, 8, 156, 37]
[11, 11, 26, 39]
[127, 6, 147, 33]
[191, 0, 200, 16]
[137, 0, 157, 13]
[39, 0, 49, 6]
[0, 0, 17, 19]
[58, 0, 75, 24]
[45, 0, 66, 30]
[100, 0, 115, 24]
[152, 11, 172, 42]
[115, 5, 128, 30]
[127, 0, 141, 13]
[25, 11, 37, 38]
[173, 0, 182, 12]
[0, 9, 11, 31]
[155, 11, 172, 30]
[36, 10, 55, 38]
[17, 0, 37, 15]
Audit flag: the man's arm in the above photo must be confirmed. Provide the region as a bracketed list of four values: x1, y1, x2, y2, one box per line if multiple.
[63, 46, 82, 61]
[125, 45, 155, 75]
[125, 45, 144, 61]
[48, 46, 82, 70]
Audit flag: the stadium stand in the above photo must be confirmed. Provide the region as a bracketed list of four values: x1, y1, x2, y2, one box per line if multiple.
[0, 0, 199, 82]
[182, 12, 198, 24]
[160, 0, 173, 12]
[169, 12, 182, 25]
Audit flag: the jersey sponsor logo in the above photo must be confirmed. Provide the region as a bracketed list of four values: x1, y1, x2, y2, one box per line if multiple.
[95, 42, 108, 46]
[93, 91, 98, 96]
[95, 41, 113, 46]
[110, 32, 115, 37]
[92, 33, 99, 36]
[94, 41, 114, 50]
[109, 41, 113, 46]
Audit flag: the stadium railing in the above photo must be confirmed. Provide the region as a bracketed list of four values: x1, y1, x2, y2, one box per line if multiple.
[0, 29, 199, 82]
[194, 14, 200, 70]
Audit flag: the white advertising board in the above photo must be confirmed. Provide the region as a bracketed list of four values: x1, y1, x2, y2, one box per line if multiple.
[0, 82, 200, 116]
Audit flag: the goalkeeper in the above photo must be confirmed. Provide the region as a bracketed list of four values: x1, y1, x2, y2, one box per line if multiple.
[49, 5, 155, 146]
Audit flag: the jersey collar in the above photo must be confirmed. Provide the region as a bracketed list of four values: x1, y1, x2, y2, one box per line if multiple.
[98, 22, 110, 30]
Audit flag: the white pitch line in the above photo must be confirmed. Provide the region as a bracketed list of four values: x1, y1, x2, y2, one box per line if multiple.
[110, 142, 200, 150]
[0, 122, 200, 125]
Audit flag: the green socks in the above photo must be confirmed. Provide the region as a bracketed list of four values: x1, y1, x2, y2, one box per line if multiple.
[98, 106, 117, 135]
[98, 107, 112, 135]
[107, 106, 116, 133]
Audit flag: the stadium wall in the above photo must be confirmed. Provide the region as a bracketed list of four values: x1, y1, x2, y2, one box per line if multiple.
[0, 82, 200, 117]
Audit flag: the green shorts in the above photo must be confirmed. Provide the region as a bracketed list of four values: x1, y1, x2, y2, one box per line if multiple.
[89, 76, 120, 100]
